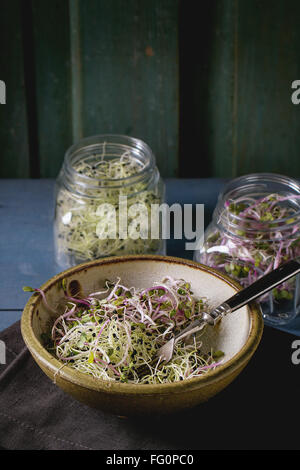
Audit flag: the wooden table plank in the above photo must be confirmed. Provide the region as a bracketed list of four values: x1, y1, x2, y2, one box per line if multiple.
[0, 179, 57, 311]
[1, 178, 300, 336]
[0, 311, 23, 328]
[0, 178, 224, 312]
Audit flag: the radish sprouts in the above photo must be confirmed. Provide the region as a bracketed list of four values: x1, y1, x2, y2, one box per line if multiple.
[198, 192, 300, 301]
[43, 277, 223, 384]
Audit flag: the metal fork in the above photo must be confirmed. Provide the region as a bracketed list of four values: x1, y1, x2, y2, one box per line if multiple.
[129, 258, 300, 380]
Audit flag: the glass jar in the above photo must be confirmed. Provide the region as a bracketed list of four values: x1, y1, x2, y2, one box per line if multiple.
[54, 134, 165, 268]
[194, 173, 300, 326]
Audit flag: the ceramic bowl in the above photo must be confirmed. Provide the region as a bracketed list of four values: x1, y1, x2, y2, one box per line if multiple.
[21, 255, 263, 415]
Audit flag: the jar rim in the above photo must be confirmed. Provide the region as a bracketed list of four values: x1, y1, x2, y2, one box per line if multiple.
[214, 172, 300, 238]
[64, 134, 156, 187]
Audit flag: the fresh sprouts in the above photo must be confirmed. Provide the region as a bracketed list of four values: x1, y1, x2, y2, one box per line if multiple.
[55, 149, 163, 267]
[199, 192, 300, 301]
[28, 278, 224, 384]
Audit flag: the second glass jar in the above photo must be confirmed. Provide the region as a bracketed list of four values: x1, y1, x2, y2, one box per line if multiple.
[194, 173, 300, 326]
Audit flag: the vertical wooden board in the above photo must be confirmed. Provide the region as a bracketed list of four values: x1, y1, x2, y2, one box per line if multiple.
[32, 0, 72, 178]
[71, 0, 179, 177]
[234, 0, 300, 177]
[0, 0, 30, 178]
[209, 0, 238, 178]
[179, 0, 237, 178]
[180, 0, 300, 179]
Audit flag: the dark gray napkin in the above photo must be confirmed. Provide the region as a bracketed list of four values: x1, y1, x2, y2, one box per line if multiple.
[1, 320, 299, 450]
[0, 321, 183, 450]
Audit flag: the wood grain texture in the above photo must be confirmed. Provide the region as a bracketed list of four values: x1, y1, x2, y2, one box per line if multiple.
[0, 0, 30, 177]
[179, 0, 238, 178]
[2, 0, 300, 179]
[71, 0, 179, 177]
[234, 0, 300, 177]
[179, 0, 300, 178]
[70, 0, 83, 143]
[32, 0, 72, 178]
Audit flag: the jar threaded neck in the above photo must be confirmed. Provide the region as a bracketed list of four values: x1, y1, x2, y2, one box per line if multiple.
[60, 134, 157, 197]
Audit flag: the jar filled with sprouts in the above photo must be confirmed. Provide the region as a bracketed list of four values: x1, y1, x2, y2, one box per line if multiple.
[54, 135, 165, 268]
[194, 173, 300, 326]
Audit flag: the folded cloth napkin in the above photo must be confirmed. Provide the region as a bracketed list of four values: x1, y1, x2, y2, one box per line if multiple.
[1, 320, 299, 450]
[0, 321, 184, 451]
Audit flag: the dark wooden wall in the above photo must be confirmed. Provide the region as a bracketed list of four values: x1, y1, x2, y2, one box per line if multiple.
[1, 0, 300, 179]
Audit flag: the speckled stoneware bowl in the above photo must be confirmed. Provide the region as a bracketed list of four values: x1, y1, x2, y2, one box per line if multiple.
[21, 255, 263, 415]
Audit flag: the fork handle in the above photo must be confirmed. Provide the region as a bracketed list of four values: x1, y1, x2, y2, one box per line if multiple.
[204, 258, 300, 325]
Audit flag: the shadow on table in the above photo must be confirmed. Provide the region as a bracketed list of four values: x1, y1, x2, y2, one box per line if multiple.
[124, 326, 300, 450]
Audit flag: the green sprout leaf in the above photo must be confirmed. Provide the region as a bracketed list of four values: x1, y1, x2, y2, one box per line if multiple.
[22, 286, 36, 292]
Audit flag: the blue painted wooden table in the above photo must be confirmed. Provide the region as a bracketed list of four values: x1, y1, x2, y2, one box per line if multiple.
[2, 178, 300, 451]
[1, 178, 300, 336]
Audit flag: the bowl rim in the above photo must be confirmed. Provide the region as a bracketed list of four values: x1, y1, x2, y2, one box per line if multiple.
[21, 255, 264, 395]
